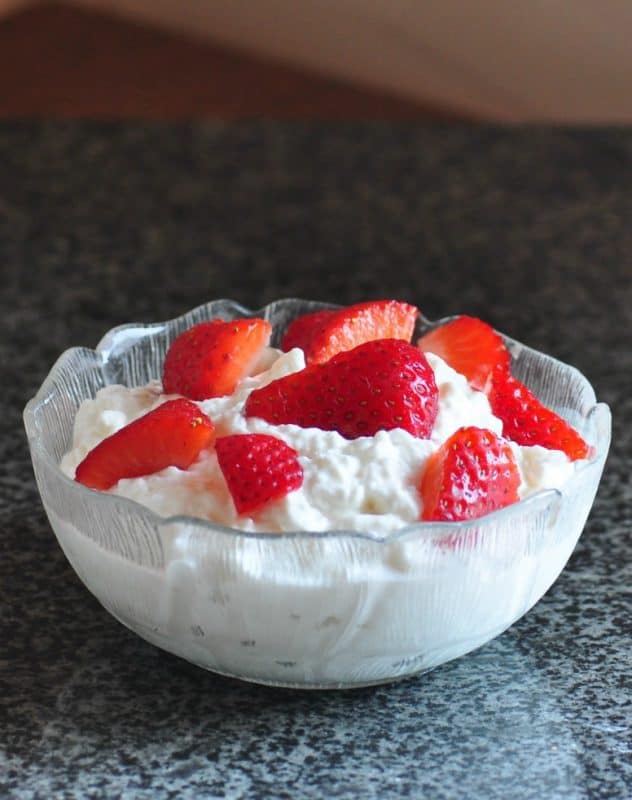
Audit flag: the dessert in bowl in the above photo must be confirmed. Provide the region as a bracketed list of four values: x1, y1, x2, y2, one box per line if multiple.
[23, 299, 611, 688]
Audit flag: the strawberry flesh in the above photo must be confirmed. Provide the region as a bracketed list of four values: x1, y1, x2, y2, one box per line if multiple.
[75, 398, 215, 491]
[281, 309, 336, 355]
[163, 318, 272, 400]
[486, 365, 590, 460]
[282, 300, 419, 364]
[216, 433, 303, 514]
[418, 315, 510, 391]
[245, 338, 438, 440]
[421, 426, 521, 522]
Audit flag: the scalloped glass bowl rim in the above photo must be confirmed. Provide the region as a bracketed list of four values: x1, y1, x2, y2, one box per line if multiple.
[23, 297, 611, 547]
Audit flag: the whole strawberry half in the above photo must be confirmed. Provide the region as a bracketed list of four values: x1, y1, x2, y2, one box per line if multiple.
[281, 300, 419, 364]
[486, 365, 590, 461]
[245, 338, 438, 440]
[163, 318, 272, 400]
[215, 433, 303, 515]
[421, 426, 521, 522]
[417, 315, 510, 391]
[75, 398, 215, 491]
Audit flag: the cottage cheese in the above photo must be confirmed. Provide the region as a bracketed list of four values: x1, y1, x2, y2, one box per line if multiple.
[61, 348, 577, 534]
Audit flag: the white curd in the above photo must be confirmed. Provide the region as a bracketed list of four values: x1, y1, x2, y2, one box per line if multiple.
[61, 349, 579, 534]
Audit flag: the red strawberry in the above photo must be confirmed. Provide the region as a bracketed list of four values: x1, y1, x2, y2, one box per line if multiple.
[245, 339, 438, 440]
[163, 318, 272, 400]
[417, 315, 510, 391]
[75, 399, 215, 491]
[281, 300, 419, 364]
[486, 365, 590, 460]
[421, 426, 520, 522]
[215, 434, 303, 514]
[281, 309, 336, 355]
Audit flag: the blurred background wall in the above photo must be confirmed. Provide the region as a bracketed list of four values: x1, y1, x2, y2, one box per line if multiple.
[0, 0, 28, 12]
[3, 0, 632, 121]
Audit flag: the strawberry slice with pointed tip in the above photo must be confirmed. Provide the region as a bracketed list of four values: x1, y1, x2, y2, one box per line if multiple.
[245, 338, 438, 440]
[75, 399, 215, 490]
[163, 318, 272, 400]
[486, 365, 590, 460]
[281, 300, 419, 364]
[215, 433, 303, 514]
[421, 426, 521, 522]
[417, 315, 510, 391]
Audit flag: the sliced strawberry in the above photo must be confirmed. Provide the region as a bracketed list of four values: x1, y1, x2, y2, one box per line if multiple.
[417, 315, 510, 391]
[281, 309, 336, 354]
[163, 318, 272, 400]
[421, 426, 520, 522]
[486, 365, 589, 460]
[75, 399, 215, 491]
[281, 300, 419, 364]
[245, 338, 438, 440]
[216, 433, 303, 514]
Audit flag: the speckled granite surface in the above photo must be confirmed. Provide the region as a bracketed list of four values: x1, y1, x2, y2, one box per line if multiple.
[1, 123, 630, 799]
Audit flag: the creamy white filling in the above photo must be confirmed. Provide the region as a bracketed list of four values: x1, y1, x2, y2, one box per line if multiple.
[60, 348, 580, 534]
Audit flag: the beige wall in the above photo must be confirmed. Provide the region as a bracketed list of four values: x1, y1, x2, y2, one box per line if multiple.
[72, 0, 632, 121]
[7, 0, 632, 121]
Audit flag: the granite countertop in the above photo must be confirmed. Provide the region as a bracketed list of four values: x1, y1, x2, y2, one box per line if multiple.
[1, 123, 630, 799]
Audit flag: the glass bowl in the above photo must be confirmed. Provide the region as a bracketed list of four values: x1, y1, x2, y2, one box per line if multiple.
[23, 299, 611, 689]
